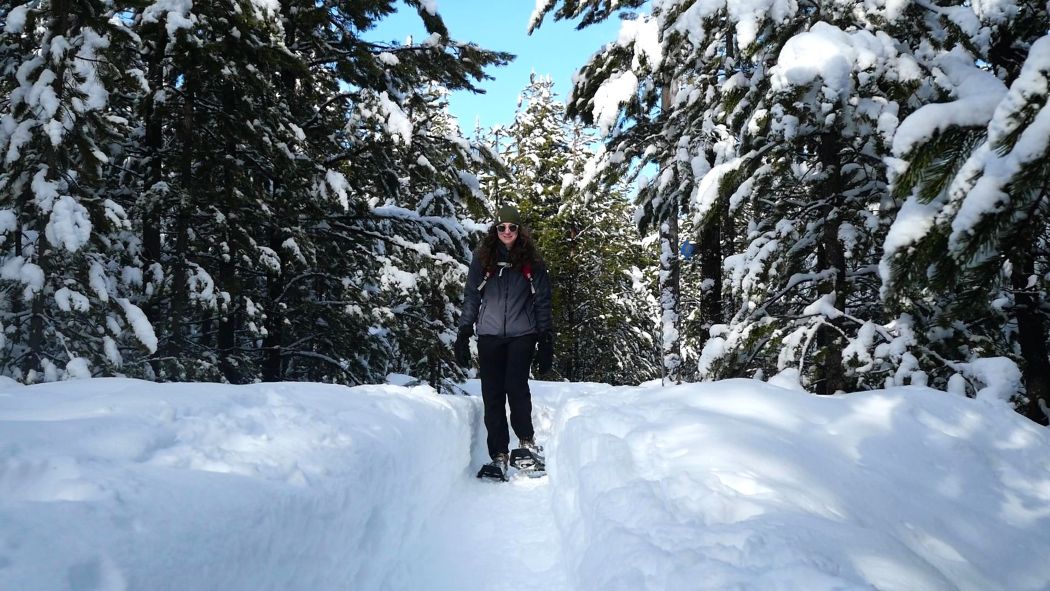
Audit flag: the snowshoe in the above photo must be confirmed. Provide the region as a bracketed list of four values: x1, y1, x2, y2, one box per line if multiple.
[510, 440, 546, 477]
[476, 453, 509, 482]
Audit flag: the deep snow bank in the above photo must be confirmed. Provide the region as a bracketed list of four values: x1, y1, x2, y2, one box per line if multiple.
[0, 378, 477, 591]
[548, 379, 1050, 591]
[3, 377, 1049, 591]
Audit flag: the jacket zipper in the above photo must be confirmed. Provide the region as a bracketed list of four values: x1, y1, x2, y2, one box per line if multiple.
[501, 266, 508, 337]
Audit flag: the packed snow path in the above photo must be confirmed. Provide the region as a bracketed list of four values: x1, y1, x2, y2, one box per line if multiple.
[402, 380, 572, 590]
[2, 377, 1050, 590]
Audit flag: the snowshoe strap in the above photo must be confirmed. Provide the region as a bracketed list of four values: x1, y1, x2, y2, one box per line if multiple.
[476, 462, 507, 481]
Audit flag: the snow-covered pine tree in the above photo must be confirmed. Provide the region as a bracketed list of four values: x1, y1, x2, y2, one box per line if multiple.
[882, 3, 1050, 421]
[499, 73, 660, 384]
[531, 0, 928, 391]
[475, 123, 513, 211]
[704, 23, 920, 392]
[120, 0, 311, 383]
[0, 0, 511, 386]
[531, 8, 689, 383]
[363, 82, 492, 392]
[100, 0, 512, 385]
[0, 1, 156, 382]
[264, 0, 510, 385]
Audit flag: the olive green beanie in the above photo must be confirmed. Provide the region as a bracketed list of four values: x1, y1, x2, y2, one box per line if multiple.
[496, 205, 522, 225]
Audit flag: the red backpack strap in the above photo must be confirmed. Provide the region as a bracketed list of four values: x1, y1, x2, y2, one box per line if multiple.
[522, 263, 535, 294]
[478, 263, 535, 294]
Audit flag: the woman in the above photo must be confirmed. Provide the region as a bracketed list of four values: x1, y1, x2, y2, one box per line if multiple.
[455, 205, 554, 481]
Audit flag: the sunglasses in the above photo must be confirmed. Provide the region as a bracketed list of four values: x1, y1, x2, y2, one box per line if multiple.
[496, 223, 519, 233]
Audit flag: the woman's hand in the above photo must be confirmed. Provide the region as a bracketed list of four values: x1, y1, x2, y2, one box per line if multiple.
[454, 326, 473, 367]
[535, 331, 553, 374]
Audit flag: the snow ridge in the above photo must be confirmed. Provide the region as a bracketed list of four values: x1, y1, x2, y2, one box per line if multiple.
[2, 378, 1049, 590]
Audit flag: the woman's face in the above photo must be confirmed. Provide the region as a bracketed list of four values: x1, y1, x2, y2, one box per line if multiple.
[496, 222, 519, 248]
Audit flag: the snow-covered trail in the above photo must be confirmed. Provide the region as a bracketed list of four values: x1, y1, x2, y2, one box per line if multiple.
[400, 383, 573, 590]
[4, 378, 1050, 590]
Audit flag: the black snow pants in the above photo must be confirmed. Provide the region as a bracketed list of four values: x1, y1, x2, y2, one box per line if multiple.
[477, 333, 537, 460]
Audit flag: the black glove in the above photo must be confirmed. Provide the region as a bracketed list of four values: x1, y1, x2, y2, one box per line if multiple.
[454, 326, 473, 368]
[535, 331, 553, 374]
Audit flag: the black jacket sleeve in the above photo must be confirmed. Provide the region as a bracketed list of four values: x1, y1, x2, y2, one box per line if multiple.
[532, 261, 553, 333]
[459, 250, 484, 330]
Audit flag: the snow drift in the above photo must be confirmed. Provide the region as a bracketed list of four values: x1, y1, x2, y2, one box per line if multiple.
[1, 377, 1048, 590]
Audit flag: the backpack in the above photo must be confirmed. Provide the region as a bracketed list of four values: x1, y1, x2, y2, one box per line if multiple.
[477, 262, 535, 294]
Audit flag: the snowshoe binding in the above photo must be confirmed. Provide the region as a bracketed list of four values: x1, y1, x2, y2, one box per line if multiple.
[510, 439, 546, 477]
[476, 453, 509, 482]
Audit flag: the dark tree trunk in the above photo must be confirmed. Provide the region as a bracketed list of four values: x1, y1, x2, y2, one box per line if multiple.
[141, 23, 168, 377]
[815, 132, 847, 394]
[261, 1, 303, 383]
[1012, 230, 1050, 425]
[425, 278, 442, 390]
[698, 212, 723, 336]
[261, 151, 287, 382]
[699, 147, 724, 355]
[11, 190, 27, 362]
[25, 213, 49, 378]
[25, 5, 71, 378]
[217, 84, 241, 384]
[261, 227, 284, 383]
[168, 61, 195, 367]
[660, 206, 682, 384]
[565, 278, 576, 381]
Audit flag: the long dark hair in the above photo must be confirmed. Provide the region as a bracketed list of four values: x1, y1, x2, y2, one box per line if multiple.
[478, 223, 543, 272]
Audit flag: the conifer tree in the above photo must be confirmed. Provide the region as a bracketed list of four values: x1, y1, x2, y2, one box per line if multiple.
[497, 73, 660, 384]
[365, 82, 492, 391]
[186, 0, 507, 386]
[0, 0, 156, 381]
[883, 13, 1050, 421]
[533, 0, 930, 392]
[3, 0, 512, 386]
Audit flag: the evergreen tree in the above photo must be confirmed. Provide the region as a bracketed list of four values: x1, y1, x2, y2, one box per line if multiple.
[497, 73, 660, 384]
[531, 0, 968, 393]
[883, 13, 1050, 422]
[287, 2, 510, 385]
[528, 0, 948, 393]
[531, 9, 687, 383]
[701, 23, 916, 392]
[365, 82, 491, 392]
[3, 0, 512, 387]
[0, 0, 155, 381]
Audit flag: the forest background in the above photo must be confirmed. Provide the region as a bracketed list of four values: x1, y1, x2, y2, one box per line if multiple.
[1, 0, 1048, 425]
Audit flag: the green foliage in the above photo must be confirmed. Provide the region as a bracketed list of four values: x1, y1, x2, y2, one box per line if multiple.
[0, 0, 508, 386]
[488, 74, 660, 384]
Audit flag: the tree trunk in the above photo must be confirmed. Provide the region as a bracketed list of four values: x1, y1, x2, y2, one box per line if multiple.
[261, 226, 284, 383]
[25, 212, 49, 379]
[426, 277, 442, 390]
[660, 210, 682, 384]
[698, 208, 722, 337]
[815, 132, 847, 394]
[1012, 231, 1050, 425]
[261, 1, 301, 383]
[25, 5, 70, 378]
[217, 84, 241, 384]
[565, 223, 578, 381]
[141, 23, 168, 378]
[11, 190, 27, 372]
[659, 85, 682, 385]
[565, 277, 576, 381]
[168, 60, 195, 368]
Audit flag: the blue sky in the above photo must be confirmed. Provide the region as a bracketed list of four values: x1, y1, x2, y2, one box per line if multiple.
[368, 1, 623, 135]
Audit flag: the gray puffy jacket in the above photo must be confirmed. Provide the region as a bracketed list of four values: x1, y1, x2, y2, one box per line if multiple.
[459, 245, 552, 337]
